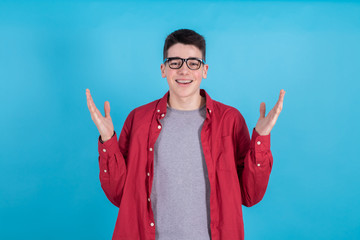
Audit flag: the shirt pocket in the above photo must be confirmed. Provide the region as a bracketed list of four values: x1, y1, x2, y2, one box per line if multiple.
[217, 135, 236, 172]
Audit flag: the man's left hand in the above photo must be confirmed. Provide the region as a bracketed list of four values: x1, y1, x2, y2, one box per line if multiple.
[255, 89, 286, 136]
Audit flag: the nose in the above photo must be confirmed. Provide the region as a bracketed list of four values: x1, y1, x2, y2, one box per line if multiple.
[177, 61, 190, 74]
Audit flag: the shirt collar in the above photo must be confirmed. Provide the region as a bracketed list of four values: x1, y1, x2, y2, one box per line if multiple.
[156, 89, 213, 117]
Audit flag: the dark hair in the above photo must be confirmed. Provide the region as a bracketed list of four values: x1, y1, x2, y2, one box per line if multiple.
[163, 29, 206, 61]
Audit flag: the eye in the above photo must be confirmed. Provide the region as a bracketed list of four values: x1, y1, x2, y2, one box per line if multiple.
[188, 60, 200, 67]
[168, 59, 182, 67]
[170, 62, 180, 66]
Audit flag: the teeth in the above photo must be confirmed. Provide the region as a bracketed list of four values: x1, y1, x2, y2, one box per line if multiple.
[176, 80, 192, 84]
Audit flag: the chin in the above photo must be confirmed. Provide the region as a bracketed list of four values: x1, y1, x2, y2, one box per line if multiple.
[173, 87, 200, 98]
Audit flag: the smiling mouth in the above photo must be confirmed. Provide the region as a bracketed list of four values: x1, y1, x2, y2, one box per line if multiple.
[175, 80, 193, 84]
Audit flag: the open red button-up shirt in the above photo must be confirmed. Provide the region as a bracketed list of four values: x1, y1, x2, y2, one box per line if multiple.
[98, 89, 273, 240]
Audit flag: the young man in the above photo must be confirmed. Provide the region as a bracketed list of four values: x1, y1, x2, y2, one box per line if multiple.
[86, 29, 285, 240]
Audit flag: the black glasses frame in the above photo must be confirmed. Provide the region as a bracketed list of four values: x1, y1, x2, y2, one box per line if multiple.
[163, 57, 206, 70]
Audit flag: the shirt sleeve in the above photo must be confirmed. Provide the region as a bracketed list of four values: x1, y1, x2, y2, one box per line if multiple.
[98, 112, 133, 208]
[234, 112, 273, 207]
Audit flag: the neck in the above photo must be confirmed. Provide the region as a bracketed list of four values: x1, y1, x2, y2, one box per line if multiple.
[168, 90, 205, 111]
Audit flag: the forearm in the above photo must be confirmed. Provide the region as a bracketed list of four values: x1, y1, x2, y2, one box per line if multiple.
[240, 129, 273, 207]
[98, 132, 127, 207]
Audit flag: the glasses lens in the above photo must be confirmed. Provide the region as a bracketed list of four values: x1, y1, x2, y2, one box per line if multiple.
[187, 59, 201, 70]
[168, 58, 183, 69]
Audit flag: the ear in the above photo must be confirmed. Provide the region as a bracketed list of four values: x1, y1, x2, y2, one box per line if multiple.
[160, 63, 166, 78]
[202, 64, 209, 79]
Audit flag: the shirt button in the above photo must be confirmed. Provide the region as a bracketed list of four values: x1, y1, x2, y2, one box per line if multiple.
[147, 172, 150, 176]
[104, 169, 107, 173]
[158, 125, 161, 129]
[148, 198, 151, 202]
[257, 163, 261, 167]
[149, 147, 153, 151]
[209, 109, 211, 113]
[150, 222, 155, 227]
[257, 141, 261, 145]
[161, 113, 165, 117]
[157, 109, 160, 112]
[102, 149, 106, 152]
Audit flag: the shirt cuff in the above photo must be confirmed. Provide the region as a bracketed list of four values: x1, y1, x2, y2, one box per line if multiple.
[251, 128, 271, 152]
[98, 131, 118, 158]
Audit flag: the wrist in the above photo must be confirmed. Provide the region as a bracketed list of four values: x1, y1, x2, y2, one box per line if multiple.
[255, 127, 269, 136]
[100, 131, 115, 143]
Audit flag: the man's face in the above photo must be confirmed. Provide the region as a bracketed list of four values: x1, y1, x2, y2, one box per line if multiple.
[161, 43, 208, 100]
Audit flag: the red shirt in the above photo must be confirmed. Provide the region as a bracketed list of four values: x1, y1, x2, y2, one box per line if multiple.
[98, 89, 273, 240]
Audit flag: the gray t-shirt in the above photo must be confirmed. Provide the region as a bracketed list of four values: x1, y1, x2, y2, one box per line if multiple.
[151, 104, 211, 240]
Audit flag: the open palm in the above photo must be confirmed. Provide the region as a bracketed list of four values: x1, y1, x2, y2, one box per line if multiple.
[255, 89, 286, 136]
[86, 89, 114, 142]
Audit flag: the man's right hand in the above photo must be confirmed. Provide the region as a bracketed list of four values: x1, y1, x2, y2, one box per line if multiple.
[86, 89, 115, 142]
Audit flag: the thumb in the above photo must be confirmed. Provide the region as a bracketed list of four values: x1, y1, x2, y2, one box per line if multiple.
[104, 101, 111, 118]
[259, 102, 266, 118]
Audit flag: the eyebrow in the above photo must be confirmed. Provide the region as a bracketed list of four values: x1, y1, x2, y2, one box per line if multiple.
[167, 56, 202, 59]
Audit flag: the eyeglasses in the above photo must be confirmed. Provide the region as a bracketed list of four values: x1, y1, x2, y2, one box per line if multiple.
[163, 57, 206, 70]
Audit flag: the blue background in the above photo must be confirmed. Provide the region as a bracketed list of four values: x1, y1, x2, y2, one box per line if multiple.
[1, 0, 359, 239]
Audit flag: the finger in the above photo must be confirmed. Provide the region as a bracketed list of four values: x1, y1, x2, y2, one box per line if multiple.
[86, 89, 94, 114]
[87, 90, 103, 119]
[104, 101, 111, 118]
[275, 89, 286, 114]
[86, 89, 97, 113]
[86, 89, 92, 112]
[278, 89, 286, 103]
[259, 102, 266, 118]
[91, 95, 103, 119]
